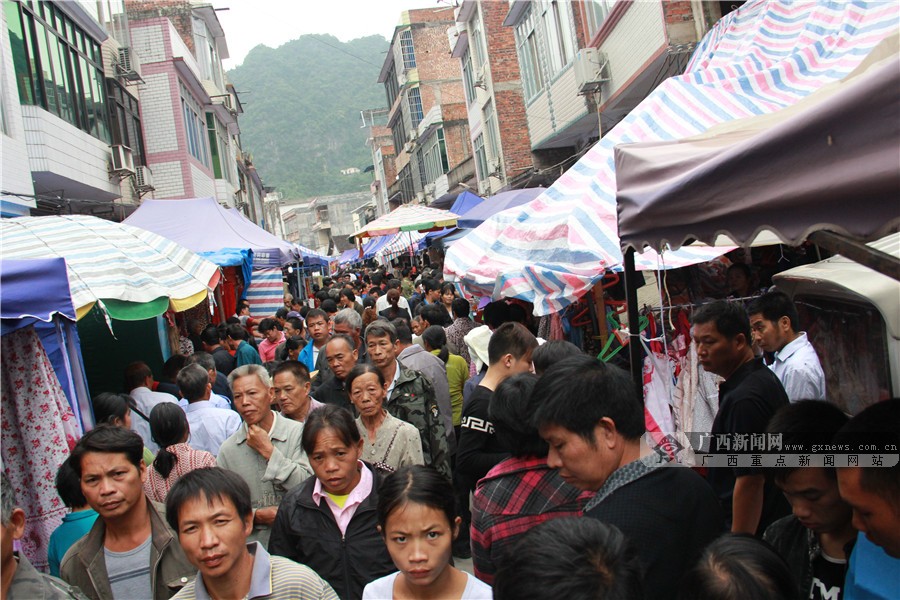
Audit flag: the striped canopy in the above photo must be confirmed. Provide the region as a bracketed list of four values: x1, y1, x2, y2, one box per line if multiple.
[352, 204, 457, 239]
[0, 215, 220, 320]
[444, 0, 899, 315]
[377, 231, 428, 264]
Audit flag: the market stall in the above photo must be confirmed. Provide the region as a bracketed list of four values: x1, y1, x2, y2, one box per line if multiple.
[1, 214, 220, 395]
[443, 0, 899, 314]
[1, 258, 85, 573]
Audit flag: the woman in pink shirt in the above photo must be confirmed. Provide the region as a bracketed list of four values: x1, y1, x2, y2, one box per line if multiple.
[143, 403, 216, 502]
[268, 405, 396, 598]
[257, 317, 286, 363]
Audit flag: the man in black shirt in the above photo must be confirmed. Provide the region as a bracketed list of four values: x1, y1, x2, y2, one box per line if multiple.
[535, 355, 724, 600]
[692, 300, 790, 535]
[455, 322, 537, 557]
[762, 401, 855, 600]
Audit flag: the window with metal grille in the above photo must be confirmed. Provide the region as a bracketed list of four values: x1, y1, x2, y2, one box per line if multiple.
[407, 87, 424, 128]
[400, 30, 416, 69]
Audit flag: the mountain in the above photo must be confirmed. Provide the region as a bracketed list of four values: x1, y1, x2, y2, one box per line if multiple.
[227, 34, 389, 199]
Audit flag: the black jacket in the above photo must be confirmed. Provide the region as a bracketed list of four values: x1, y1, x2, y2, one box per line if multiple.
[763, 514, 856, 600]
[268, 465, 396, 599]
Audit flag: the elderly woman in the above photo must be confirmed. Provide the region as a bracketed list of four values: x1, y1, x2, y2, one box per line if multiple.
[143, 402, 216, 502]
[347, 363, 424, 474]
[269, 404, 397, 599]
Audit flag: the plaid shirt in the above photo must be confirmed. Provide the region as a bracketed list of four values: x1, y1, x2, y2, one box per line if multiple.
[471, 456, 591, 584]
[445, 317, 477, 366]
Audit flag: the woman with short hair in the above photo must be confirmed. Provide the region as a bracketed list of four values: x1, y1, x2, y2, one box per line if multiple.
[347, 363, 424, 474]
[268, 405, 396, 599]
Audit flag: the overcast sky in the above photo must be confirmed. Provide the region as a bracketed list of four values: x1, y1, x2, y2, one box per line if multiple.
[217, 0, 451, 69]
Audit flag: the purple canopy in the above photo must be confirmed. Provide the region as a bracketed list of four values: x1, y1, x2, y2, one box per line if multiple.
[125, 197, 298, 267]
[457, 187, 545, 229]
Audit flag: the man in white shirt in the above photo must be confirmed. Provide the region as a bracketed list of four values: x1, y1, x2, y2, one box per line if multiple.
[125, 361, 178, 452]
[176, 364, 241, 456]
[749, 291, 826, 402]
[374, 278, 411, 313]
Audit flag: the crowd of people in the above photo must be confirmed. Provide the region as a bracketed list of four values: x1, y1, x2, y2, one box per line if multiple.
[1, 265, 898, 600]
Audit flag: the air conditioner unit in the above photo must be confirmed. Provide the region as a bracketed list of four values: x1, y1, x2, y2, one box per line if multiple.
[407, 130, 417, 143]
[574, 47, 608, 94]
[424, 183, 436, 196]
[118, 47, 133, 72]
[110, 145, 135, 174]
[133, 165, 153, 190]
[403, 141, 415, 153]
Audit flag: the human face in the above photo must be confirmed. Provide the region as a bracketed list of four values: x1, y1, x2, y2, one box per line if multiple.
[333, 321, 360, 346]
[749, 313, 790, 354]
[837, 467, 900, 557]
[350, 372, 387, 419]
[411, 318, 424, 336]
[308, 428, 363, 495]
[287, 346, 301, 361]
[441, 289, 455, 307]
[540, 423, 619, 492]
[80, 451, 146, 520]
[426, 289, 440, 303]
[307, 316, 330, 344]
[326, 338, 358, 380]
[728, 268, 751, 296]
[777, 468, 852, 535]
[264, 328, 281, 344]
[383, 501, 459, 590]
[176, 493, 253, 583]
[272, 372, 311, 421]
[367, 334, 397, 370]
[691, 321, 744, 378]
[231, 374, 274, 428]
[506, 350, 534, 376]
[283, 322, 297, 338]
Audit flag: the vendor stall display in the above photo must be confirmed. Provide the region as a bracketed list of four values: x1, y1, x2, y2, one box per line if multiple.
[1, 258, 88, 572]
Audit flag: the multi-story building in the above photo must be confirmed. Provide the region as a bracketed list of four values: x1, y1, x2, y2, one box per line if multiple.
[451, 0, 546, 196]
[2, 0, 145, 219]
[378, 7, 474, 209]
[361, 107, 395, 217]
[498, 1, 738, 173]
[281, 192, 371, 255]
[125, 0, 264, 223]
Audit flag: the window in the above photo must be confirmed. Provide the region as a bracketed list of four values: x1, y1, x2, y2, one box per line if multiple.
[515, 5, 545, 100]
[470, 11, 487, 70]
[180, 83, 210, 167]
[107, 79, 145, 165]
[391, 115, 407, 155]
[422, 128, 450, 183]
[5, 1, 108, 141]
[482, 100, 500, 164]
[462, 49, 476, 105]
[473, 133, 488, 182]
[543, 0, 575, 72]
[384, 63, 399, 108]
[407, 87, 424, 128]
[399, 29, 416, 70]
[584, 0, 614, 38]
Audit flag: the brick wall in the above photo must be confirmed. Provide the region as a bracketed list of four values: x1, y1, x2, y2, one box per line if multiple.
[125, 0, 194, 54]
[664, 1, 695, 23]
[480, 0, 533, 179]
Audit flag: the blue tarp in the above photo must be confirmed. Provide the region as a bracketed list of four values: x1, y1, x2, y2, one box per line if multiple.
[456, 187, 545, 229]
[197, 248, 253, 300]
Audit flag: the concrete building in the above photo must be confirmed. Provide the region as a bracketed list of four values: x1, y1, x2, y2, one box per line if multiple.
[125, 0, 264, 224]
[378, 7, 474, 209]
[281, 192, 370, 255]
[2, 0, 145, 219]
[361, 107, 395, 217]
